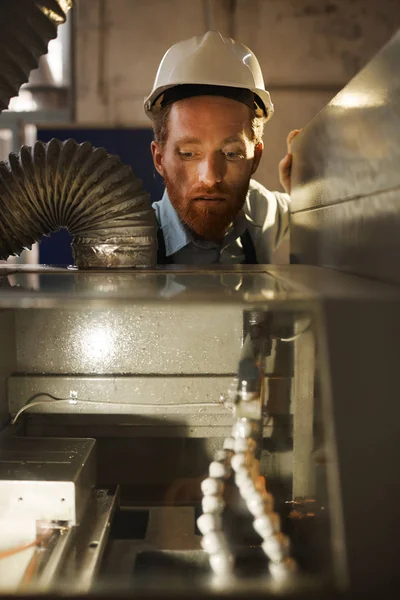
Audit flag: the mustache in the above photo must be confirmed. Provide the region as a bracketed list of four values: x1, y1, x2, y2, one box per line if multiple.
[163, 176, 229, 198]
[189, 185, 230, 198]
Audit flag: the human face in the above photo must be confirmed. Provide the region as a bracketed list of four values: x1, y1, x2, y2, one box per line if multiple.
[151, 95, 263, 241]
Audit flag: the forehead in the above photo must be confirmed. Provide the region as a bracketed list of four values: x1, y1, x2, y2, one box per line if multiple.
[167, 96, 253, 143]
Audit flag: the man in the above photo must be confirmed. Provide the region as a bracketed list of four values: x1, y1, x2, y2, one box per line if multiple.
[144, 31, 297, 265]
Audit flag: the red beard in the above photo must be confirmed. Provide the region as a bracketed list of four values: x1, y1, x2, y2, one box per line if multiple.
[164, 174, 249, 241]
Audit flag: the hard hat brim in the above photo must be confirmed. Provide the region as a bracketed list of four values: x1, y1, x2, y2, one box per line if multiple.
[145, 82, 274, 122]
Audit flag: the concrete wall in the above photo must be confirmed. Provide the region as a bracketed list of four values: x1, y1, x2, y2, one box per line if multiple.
[74, 0, 400, 190]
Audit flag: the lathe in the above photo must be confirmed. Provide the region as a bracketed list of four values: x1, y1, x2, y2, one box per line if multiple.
[0, 3, 399, 598]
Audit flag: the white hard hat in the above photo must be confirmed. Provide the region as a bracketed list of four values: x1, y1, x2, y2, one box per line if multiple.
[144, 31, 274, 121]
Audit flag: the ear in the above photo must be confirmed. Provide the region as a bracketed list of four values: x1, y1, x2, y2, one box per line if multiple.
[250, 141, 263, 175]
[151, 141, 165, 177]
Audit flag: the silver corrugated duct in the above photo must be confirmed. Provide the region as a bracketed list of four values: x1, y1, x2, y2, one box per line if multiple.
[0, 139, 157, 268]
[0, 0, 73, 111]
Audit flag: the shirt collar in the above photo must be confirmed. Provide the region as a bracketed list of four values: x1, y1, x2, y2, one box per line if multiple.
[152, 189, 251, 257]
[152, 190, 192, 256]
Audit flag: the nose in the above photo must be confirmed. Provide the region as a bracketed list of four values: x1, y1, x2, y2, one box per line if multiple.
[198, 154, 224, 187]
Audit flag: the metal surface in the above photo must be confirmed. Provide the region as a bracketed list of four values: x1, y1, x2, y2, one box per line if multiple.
[8, 375, 235, 415]
[290, 30, 400, 284]
[46, 489, 118, 592]
[290, 188, 400, 283]
[0, 1, 73, 112]
[8, 375, 283, 438]
[22, 416, 275, 444]
[101, 506, 202, 588]
[13, 305, 243, 375]
[100, 505, 318, 596]
[0, 437, 96, 525]
[35, 527, 75, 591]
[292, 327, 315, 498]
[0, 139, 156, 267]
[0, 487, 117, 593]
[4, 269, 295, 377]
[11, 319, 291, 374]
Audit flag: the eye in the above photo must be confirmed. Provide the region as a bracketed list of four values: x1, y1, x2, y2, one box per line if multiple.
[223, 150, 245, 161]
[178, 151, 195, 160]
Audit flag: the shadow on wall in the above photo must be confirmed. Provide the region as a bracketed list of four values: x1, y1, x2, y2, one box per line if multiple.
[36, 127, 164, 265]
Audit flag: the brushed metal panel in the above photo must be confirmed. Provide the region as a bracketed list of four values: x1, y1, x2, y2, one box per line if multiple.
[291, 31, 400, 213]
[291, 189, 400, 284]
[7, 375, 233, 434]
[7, 375, 288, 440]
[14, 305, 243, 375]
[23, 416, 275, 442]
[8, 375, 232, 413]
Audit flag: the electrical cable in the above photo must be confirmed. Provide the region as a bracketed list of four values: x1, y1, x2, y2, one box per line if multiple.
[19, 529, 56, 585]
[0, 539, 39, 561]
[20, 550, 41, 586]
[274, 321, 312, 342]
[11, 392, 225, 425]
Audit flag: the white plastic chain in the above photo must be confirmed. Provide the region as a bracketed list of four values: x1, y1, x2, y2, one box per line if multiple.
[197, 443, 235, 576]
[197, 420, 297, 582]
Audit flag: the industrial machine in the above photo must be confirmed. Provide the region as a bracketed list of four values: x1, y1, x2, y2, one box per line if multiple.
[0, 262, 399, 598]
[0, 264, 326, 593]
[0, 2, 399, 598]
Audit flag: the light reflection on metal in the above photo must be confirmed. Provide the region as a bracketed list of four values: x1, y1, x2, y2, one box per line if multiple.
[37, 3, 72, 24]
[81, 325, 114, 363]
[330, 89, 387, 109]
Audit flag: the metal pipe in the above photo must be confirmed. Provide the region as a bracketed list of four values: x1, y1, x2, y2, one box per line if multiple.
[0, 139, 157, 268]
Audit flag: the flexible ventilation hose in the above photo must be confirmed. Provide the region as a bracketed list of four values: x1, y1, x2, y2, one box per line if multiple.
[0, 139, 157, 268]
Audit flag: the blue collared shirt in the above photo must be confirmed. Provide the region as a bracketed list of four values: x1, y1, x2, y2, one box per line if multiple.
[152, 180, 290, 264]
